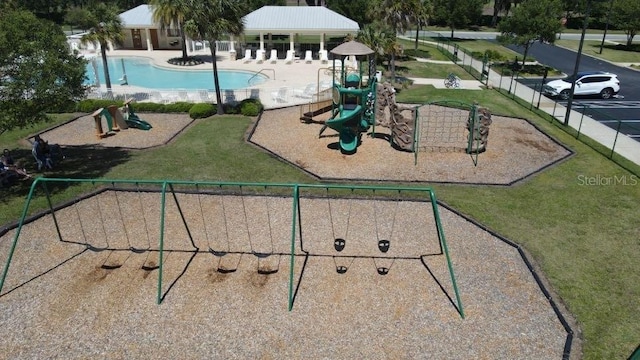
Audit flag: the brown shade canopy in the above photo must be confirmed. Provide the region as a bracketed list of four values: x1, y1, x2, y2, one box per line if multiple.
[330, 41, 374, 56]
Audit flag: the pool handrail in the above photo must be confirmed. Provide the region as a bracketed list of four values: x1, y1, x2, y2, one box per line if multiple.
[248, 68, 276, 84]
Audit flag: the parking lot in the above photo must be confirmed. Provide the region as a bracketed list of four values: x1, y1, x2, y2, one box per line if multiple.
[509, 45, 640, 143]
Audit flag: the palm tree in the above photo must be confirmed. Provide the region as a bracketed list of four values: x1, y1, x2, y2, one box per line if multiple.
[357, 24, 395, 67]
[368, 0, 415, 83]
[182, 0, 247, 115]
[414, 0, 433, 50]
[150, 0, 189, 61]
[81, 3, 124, 92]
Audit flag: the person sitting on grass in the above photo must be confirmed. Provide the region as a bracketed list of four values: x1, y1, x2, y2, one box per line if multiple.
[1, 149, 31, 179]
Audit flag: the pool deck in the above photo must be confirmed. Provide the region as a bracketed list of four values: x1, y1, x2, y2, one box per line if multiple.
[87, 49, 339, 108]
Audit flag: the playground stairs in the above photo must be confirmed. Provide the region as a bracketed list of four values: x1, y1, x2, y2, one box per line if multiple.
[299, 99, 333, 123]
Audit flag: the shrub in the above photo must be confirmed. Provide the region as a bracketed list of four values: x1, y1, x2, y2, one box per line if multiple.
[133, 102, 165, 112]
[76, 99, 123, 113]
[189, 103, 216, 119]
[484, 49, 505, 62]
[240, 102, 259, 116]
[223, 103, 240, 114]
[240, 98, 263, 111]
[470, 51, 484, 60]
[164, 102, 193, 113]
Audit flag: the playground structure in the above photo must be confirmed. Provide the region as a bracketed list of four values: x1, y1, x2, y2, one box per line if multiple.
[302, 41, 492, 163]
[323, 41, 378, 154]
[122, 99, 153, 131]
[90, 100, 152, 138]
[0, 178, 463, 317]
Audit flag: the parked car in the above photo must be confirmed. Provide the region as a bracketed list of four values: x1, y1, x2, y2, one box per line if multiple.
[542, 71, 620, 100]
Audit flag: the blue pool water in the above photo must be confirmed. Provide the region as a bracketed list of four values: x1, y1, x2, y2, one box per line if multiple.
[85, 57, 266, 90]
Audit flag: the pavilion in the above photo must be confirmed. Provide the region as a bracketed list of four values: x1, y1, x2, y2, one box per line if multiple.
[116, 5, 360, 61]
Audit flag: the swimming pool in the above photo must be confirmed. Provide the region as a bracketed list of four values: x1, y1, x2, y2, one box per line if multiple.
[85, 57, 267, 90]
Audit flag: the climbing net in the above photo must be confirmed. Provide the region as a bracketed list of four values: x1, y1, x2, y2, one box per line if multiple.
[415, 102, 473, 153]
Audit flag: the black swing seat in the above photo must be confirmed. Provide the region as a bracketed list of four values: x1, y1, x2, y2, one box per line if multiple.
[257, 268, 278, 275]
[86, 244, 108, 252]
[129, 246, 148, 254]
[253, 251, 272, 258]
[217, 267, 236, 274]
[141, 263, 159, 271]
[209, 248, 228, 257]
[378, 239, 390, 253]
[101, 263, 122, 270]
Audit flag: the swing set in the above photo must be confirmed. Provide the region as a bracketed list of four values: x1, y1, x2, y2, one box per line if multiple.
[0, 179, 464, 319]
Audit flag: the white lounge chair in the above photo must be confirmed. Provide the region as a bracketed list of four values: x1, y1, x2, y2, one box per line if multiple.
[198, 90, 214, 102]
[348, 55, 358, 70]
[294, 83, 317, 99]
[284, 50, 294, 64]
[224, 90, 238, 105]
[319, 50, 329, 64]
[241, 49, 252, 63]
[268, 49, 278, 64]
[304, 50, 313, 64]
[319, 80, 333, 91]
[150, 91, 168, 104]
[271, 87, 288, 104]
[178, 90, 190, 102]
[256, 49, 266, 64]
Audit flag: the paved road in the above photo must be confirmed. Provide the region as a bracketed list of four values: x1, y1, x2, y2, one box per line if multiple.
[504, 42, 640, 101]
[411, 30, 630, 42]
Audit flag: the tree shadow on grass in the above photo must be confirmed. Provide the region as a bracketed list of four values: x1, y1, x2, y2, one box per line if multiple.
[0, 145, 132, 200]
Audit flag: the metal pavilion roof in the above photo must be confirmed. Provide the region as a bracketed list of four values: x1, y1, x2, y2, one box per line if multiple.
[119, 4, 155, 28]
[118, 5, 359, 35]
[242, 6, 360, 35]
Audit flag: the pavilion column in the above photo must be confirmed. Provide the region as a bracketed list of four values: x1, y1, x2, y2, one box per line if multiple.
[145, 28, 153, 51]
[318, 33, 328, 63]
[290, 33, 295, 52]
[257, 32, 265, 61]
[259, 32, 265, 51]
[229, 35, 236, 60]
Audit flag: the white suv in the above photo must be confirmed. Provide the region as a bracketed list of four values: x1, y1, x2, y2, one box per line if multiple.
[543, 71, 620, 100]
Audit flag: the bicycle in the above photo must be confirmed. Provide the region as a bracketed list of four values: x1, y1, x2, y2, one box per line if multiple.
[444, 73, 461, 89]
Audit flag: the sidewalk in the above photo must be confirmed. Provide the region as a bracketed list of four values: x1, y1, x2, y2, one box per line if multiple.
[404, 36, 640, 167]
[409, 77, 484, 90]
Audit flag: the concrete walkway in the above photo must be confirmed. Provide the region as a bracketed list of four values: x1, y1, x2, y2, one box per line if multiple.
[402, 36, 640, 167]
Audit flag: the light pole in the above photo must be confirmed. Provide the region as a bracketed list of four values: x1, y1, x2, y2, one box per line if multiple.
[564, 0, 592, 126]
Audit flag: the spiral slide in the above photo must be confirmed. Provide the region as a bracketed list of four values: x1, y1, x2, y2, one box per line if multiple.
[325, 105, 363, 153]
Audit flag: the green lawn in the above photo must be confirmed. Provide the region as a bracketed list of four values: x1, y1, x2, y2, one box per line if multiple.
[1, 87, 639, 359]
[390, 60, 474, 80]
[555, 39, 640, 63]
[397, 38, 451, 61]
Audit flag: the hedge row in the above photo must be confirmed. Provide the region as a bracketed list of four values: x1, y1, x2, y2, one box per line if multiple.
[75, 98, 263, 119]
